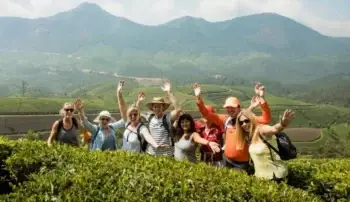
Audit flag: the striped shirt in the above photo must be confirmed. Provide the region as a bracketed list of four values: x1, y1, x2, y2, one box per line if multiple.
[145, 112, 174, 156]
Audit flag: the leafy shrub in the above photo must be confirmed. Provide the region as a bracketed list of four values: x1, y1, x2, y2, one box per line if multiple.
[0, 137, 321, 201]
[288, 158, 350, 201]
[23, 129, 40, 141]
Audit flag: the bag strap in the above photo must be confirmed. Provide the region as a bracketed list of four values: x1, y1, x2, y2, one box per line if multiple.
[148, 113, 155, 123]
[224, 117, 231, 130]
[91, 126, 100, 144]
[259, 134, 279, 160]
[72, 117, 79, 129]
[136, 123, 144, 151]
[162, 114, 170, 134]
[163, 114, 175, 146]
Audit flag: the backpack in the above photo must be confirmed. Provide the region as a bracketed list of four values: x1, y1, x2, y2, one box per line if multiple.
[259, 132, 297, 160]
[55, 117, 79, 141]
[141, 113, 175, 146]
[89, 125, 114, 150]
[198, 125, 224, 163]
[125, 122, 148, 152]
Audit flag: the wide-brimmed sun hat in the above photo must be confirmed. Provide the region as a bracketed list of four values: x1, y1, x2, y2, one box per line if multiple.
[93, 110, 116, 123]
[146, 97, 171, 111]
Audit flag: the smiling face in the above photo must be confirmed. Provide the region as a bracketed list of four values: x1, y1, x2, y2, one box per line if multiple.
[99, 116, 111, 127]
[238, 114, 251, 132]
[152, 103, 165, 116]
[129, 109, 139, 122]
[180, 119, 191, 132]
[225, 106, 241, 118]
[62, 103, 74, 118]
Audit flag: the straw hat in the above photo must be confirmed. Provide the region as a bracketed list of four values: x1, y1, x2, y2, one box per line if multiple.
[93, 110, 116, 123]
[146, 97, 171, 111]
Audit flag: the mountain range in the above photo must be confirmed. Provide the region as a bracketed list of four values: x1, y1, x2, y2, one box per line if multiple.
[0, 2, 349, 57]
[0, 1, 350, 104]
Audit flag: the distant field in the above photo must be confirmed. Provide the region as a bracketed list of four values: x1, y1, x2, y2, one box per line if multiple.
[284, 128, 322, 142]
[1, 84, 350, 129]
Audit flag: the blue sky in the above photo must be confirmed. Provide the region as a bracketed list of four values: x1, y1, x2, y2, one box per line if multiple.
[2, 0, 350, 37]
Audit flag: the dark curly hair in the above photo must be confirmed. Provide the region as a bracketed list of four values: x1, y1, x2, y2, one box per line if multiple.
[175, 113, 196, 142]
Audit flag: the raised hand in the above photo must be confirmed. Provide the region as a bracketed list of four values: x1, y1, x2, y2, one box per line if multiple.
[117, 80, 125, 93]
[193, 82, 201, 96]
[138, 92, 145, 102]
[249, 96, 260, 110]
[74, 98, 84, 110]
[161, 80, 171, 93]
[280, 109, 295, 127]
[254, 82, 265, 97]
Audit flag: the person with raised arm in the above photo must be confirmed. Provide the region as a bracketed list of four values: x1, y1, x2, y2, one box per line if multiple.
[75, 81, 127, 151]
[193, 82, 272, 172]
[143, 80, 182, 157]
[122, 92, 169, 153]
[236, 108, 295, 182]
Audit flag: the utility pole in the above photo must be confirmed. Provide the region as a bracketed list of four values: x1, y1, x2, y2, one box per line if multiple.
[21, 80, 28, 97]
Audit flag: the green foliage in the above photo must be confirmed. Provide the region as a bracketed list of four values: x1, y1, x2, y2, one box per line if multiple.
[285, 73, 350, 107]
[0, 137, 322, 201]
[1, 84, 350, 130]
[295, 124, 350, 158]
[288, 158, 350, 201]
[23, 129, 40, 141]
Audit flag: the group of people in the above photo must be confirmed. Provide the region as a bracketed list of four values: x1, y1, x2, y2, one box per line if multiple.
[47, 80, 296, 183]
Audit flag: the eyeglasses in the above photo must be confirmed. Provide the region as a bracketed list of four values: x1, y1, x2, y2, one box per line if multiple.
[130, 113, 138, 117]
[100, 117, 110, 121]
[238, 119, 250, 125]
[64, 108, 74, 112]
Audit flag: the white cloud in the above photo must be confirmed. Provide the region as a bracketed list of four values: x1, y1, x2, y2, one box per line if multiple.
[0, 0, 350, 37]
[196, 0, 240, 20]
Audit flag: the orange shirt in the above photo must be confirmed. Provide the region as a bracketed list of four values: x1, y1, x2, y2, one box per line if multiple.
[196, 96, 272, 162]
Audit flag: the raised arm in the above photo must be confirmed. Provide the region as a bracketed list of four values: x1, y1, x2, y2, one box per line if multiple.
[162, 80, 182, 122]
[117, 80, 127, 121]
[193, 83, 210, 117]
[47, 121, 59, 147]
[135, 92, 145, 108]
[250, 83, 272, 124]
[193, 83, 224, 128]
[259, 109, 295, 136]
[74, 98, 97, 134]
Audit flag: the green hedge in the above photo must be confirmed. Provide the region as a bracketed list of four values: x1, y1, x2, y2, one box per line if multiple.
[0, 137, 321, 202]
[287, 158, 350, 201]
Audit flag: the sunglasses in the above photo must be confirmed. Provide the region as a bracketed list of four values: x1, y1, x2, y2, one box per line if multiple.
[64, 108, 74, 112]
[239, 119, 250, 125]
[100, 117, 110, 121]
[129, 113, 138, 117]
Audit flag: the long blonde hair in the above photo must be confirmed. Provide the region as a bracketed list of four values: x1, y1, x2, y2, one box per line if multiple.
[234, 109, 258, 150]
[126, 104, 140, 123]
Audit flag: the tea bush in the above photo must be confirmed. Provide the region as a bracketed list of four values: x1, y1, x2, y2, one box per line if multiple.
[0, 137, 321, 202]
[287, 158, 350, 201]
